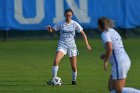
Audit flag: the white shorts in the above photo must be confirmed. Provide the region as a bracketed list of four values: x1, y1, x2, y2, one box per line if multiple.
[57, 46, 78, 57]
[111, 59, 131, 80]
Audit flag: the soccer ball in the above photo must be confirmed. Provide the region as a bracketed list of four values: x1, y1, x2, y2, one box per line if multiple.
[52, 77, 62, 86]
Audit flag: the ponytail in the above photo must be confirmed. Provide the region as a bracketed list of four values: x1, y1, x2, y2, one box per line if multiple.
[107, 18, 114, 28]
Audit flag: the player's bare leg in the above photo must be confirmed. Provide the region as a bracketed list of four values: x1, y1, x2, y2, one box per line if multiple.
[53, 51, 65, 77]
[47, 51, 64, 85]
[110, 79, 125, 93]
[113, 79, 126, 93]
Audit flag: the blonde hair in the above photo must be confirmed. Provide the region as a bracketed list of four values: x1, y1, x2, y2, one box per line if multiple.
[107, 18, 114, 28]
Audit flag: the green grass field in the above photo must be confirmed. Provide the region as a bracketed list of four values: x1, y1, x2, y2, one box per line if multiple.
[0, 38, 140, 93]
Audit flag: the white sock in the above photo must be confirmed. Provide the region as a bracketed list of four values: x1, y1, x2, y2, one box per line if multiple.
[72, 71, 77, 81]
[122, 87, 140, 93]
[110, 87, 140, 93]
[52, 66, 59, 78]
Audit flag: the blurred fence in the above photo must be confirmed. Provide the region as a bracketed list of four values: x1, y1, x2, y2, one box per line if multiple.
[0, 28, 140, 41]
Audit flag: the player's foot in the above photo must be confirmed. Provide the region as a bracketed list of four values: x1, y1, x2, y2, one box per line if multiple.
[47, 80, 53, 85]
[72, 81, 77, 85]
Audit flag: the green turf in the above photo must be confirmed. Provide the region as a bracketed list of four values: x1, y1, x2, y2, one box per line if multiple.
[0, 38, 140, 93]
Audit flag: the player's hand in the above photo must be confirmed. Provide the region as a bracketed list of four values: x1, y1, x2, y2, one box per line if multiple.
[86, 44, 92, 51]
[100, 54, 105, 60]
[104, 61, 108, 71]
[46, 25, 52, 32]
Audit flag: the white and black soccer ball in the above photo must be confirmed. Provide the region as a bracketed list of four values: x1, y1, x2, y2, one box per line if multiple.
[52, 77, 62, 86]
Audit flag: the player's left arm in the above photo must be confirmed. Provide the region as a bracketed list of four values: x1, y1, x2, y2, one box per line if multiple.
[80, 30, 92, 51]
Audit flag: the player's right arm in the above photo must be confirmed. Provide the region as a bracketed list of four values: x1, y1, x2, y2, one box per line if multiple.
[46, 21, 61, 32]
[46, 25, 55, 32]
[104, 42, 112, 71]
[101, 32, 112, 71]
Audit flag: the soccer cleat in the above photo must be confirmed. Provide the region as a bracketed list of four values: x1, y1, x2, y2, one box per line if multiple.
[47, 80, 53, 85]
[72, 81, 77, 85]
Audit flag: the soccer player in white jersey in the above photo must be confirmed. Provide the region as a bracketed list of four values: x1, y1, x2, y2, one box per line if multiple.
[98, 17, 140, 93]
[46, 9, 91, 85]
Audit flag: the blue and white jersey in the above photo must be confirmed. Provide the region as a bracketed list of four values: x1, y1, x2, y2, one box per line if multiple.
[101, 28, 130, 64]
[53, 20, 83, 48]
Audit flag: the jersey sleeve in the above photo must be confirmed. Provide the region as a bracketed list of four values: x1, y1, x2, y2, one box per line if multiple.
[53, 22, 61, 31]
[74, 21, 83, 33]
[101, 31, 112, 44]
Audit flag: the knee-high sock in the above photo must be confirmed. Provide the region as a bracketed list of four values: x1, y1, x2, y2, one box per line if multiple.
[110, 87, 140, 93]
[52, 66, 59, 78]
[72, 71, 77, 81]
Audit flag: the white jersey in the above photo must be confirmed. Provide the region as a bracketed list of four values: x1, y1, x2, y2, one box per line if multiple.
[101, 28, 130, 64]
[101, 28, 131, 80]
[53, 20, 83, 48]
